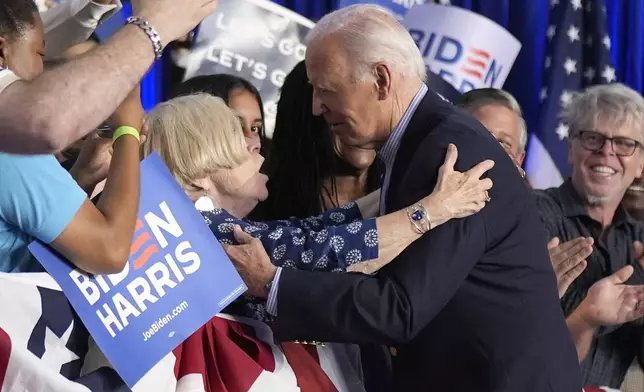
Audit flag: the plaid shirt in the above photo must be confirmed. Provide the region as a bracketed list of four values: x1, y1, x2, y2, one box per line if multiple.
[534, 179, 644, 388]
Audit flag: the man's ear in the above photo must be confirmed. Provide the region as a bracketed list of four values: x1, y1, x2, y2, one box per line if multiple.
[374, 63, 392, 101]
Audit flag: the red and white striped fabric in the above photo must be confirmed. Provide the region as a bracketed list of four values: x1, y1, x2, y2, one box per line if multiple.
[0, 273, 364, 392]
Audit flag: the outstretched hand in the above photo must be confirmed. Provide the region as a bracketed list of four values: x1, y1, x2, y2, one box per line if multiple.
[577, 264, 644, 327]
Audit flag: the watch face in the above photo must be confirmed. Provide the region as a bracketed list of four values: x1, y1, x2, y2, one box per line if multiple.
[411, 209, 425, 222]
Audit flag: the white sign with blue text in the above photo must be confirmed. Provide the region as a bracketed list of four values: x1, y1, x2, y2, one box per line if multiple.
[403, 4, 521, 93]
[184, 0, 314, 137]
[29, 153, 247, 387]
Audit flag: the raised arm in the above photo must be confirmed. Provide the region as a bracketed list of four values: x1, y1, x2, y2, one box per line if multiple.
[349, 144, 493, 274]
[203, 208, 379, 271]
[0, 0, 217, 154]
[212, 145, 492, 275]
[45, 85, 144, 274]
[42, 0, 122, 58]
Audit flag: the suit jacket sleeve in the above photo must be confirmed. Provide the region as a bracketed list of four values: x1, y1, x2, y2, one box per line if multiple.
[271, 118, 513, 345]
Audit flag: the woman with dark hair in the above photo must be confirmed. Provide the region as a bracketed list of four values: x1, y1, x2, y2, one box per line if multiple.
[257, 60, 382, 221]
[172, 74, 267, 155]
[256, 60, 386, 391]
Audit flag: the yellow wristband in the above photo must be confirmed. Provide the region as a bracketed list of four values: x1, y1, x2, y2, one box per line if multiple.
[112, 126, 140, 142]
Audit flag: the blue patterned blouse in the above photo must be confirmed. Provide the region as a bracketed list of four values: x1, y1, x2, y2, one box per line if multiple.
[201, 201, 379, 271]
[200, 202, 380, 320]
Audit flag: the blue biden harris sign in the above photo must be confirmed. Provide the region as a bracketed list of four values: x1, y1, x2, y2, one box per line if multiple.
[29, 153, 247, 387]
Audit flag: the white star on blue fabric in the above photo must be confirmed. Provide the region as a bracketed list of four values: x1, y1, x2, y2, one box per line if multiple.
[41, 322, 80, 372]
[601, 65, 616, 83]
[560, 90, 573, 107]
[556, 123, 570, 140]
[602, 35, 611, 50]
[563, 58, 578, 75]
[567, 25, 580, 42]
[547, 25, 557, 40]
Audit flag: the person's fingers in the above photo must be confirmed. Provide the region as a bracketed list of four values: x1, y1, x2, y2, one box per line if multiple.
[232, 225, 254, 245]
[465, 159, 495, 180]
[550, 237, 591, 259]
[619, 287, 644, 323]
[608, 265, 635, 285]
[547, 237, 560, 250]
[554, 253, 586, 277]
[222, 244, 241, 262]
[634, 241, 644, 264]
[555, 240, 593, 269]
[558, 260, 586, 298]
[438, 144, 458, 175]
[474, 178, 494, 192]
[626, 286, 644, 305]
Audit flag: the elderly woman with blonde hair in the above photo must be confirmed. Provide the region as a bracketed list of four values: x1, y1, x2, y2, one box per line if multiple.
[143, 93, 494, 319]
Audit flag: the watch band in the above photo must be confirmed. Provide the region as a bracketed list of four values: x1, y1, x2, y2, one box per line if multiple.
[406, 203, 432, 234]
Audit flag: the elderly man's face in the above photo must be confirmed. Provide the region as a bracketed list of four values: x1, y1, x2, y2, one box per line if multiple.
[469, 104, 525, 165]
[569, 118, 644, 204]
[305, 36, 384, 148]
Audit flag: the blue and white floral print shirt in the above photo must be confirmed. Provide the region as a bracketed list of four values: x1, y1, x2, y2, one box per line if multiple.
[199, 202, 380, 321]
[202, 202, 379, 271]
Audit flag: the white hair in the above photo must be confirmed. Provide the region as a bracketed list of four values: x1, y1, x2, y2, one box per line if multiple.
[562, 83, 644, 141]
[306, 4, 426, 82]
[457, 88, 528, 153]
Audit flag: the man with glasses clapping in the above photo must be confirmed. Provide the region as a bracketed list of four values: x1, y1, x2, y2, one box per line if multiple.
[535, 83, 644, 390]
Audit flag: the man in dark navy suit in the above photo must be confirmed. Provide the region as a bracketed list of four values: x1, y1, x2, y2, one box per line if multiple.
[225, 4, 582, 391]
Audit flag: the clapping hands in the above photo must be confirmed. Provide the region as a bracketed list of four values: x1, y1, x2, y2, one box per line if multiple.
[574, 241, 644, 327]
[548, 237, 593, 298]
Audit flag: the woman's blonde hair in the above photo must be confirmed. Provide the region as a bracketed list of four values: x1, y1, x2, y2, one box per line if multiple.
[142, 93, 249, 194]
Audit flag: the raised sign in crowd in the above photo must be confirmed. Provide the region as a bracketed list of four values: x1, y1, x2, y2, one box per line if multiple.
[0, 0, 644, 391]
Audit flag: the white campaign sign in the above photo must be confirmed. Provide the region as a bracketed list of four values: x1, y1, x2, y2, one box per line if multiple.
[337, 0, 429, 21]
[403, 4, 521, 93]
[184, 0, 315, 138]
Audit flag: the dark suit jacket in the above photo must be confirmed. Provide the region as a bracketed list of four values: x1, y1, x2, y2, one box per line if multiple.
[272, 90, 581, 391]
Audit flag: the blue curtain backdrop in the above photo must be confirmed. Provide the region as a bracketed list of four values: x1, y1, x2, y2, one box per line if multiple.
[135, 0, 644, 129]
